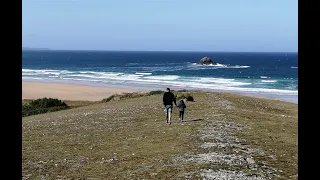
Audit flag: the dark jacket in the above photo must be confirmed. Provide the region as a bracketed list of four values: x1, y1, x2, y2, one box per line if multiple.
[177, 103, 186, 111]
[163, 92, 177, 106]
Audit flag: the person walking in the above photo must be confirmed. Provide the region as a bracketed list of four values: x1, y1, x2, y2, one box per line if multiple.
[176, 99, 187, 122]
[163, 88, 177, 124]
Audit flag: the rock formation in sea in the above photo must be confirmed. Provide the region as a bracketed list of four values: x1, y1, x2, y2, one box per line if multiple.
[199, 56, 217, 65]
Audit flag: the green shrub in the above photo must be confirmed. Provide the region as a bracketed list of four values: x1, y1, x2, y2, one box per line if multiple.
[120, 93, 144, 99]
[103, 92, 146, 102]
[103, 95, 116, 102]
[186, 95, 194, 101]
[147, 90, 164, 96]
[29, 97, 67, 108]
[177, 89, 187, 92]
[174, 93, 194, 102]
[22, 98, 68, 117]
[176, 94, 187, 101]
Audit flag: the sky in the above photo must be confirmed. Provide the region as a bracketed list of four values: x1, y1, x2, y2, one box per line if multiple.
[22, 0, 298, 52]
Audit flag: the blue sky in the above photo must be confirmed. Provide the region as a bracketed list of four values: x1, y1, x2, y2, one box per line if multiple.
[22, 0, 297, 52]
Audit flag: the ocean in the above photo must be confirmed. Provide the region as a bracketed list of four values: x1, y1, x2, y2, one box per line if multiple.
[22, 50, 298, 103]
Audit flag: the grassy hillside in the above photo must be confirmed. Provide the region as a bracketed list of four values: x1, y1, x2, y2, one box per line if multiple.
[22, 91, 297, 179]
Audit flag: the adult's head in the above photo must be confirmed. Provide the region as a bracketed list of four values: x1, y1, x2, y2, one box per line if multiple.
[166, 88, 171, 92]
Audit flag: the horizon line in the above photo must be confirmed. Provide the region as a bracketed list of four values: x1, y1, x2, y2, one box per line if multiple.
[22, 48, 298, 53]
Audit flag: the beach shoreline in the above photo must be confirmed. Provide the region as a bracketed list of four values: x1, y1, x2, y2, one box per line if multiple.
[22, 80, 297, 104]
[22, 81, 148, 101]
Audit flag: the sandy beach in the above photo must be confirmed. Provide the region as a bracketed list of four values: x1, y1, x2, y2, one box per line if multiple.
[22, 81, 298, 103]
[22, 81, 148, 101]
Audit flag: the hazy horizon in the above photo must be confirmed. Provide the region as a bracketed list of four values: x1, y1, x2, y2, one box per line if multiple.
[22, 45, 298, 53]
[23, 0, 297, 52]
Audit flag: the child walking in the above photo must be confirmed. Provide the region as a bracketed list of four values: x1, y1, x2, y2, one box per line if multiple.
[176, 99, 187, 122]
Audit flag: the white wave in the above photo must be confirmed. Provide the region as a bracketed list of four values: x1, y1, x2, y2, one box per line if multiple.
[210, 63, 251, 68]
[89, 74, 142, 81]
[22, 72, 39, 76]
[22, 69, 72, 75]
[22, 68, 297, 96]
[113, 75, 142, 81]
[191, 63, 250, 68]
[261, 80, 277, 83]
[22, 77, 44, 80]
[22, 69, 52, 72]
[79, 71, 92, 74]
[194, 78, 251, 86]
[98, 74, 124, 79]
[78, 71, 107, 75]
[228, 65, 250, 68]
[128, 74, 144, 77]
[291, 66, 298, 68]
[199, 78, 235, 84]
[43, 72, 60, 75]
[135, 72, 152, 75]
[62, 78, 92, 82]
[66, 74, 98, 78]
[183, 82, 297, 95]
[134, 79, 162, 83]
[207, 63, 226, 67]
[22, 69, 35, 72]
[93, 72, 124, 76]
[143, 75, 180, 81]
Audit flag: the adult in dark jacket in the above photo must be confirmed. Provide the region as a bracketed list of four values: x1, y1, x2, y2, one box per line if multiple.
[163, 88, 177, 124]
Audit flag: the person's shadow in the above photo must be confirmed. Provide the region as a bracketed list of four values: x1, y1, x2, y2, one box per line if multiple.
[181, 118, 203, 122]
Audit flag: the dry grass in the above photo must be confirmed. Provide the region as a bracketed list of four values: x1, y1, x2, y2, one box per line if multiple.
[22, 91, 297, 179]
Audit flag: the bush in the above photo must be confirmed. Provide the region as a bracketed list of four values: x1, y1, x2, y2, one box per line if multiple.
[29, 97, 67, 108]
[175, 93, 194, 102]
[120, 93, 144, 99]
[186, 95, 194, 101]
[175, 94, 187, 101]
[147, 90, 164, 96]
[103, 95, 116, 102]
[103, 92, 145, 102]
[22, 98, 68, 117]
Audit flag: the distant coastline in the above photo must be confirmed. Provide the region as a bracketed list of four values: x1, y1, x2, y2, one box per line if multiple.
[22, 47, 51, 51]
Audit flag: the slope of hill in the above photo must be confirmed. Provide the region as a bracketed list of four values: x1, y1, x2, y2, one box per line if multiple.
[22, 91, 297, 179]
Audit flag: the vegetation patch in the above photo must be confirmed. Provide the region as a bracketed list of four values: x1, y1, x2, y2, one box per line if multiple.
[102, 92, 146, 102]
[147, 90, 164, 96]
[22, 97, 69, 117]
[174, 92, 194, 102]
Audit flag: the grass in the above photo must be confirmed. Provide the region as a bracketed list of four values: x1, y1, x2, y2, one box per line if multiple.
[22, 91, 297, 179]
[204, 92, 298, 179]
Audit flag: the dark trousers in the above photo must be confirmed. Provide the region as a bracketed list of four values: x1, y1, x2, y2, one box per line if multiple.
[179, 111, 184, 120]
